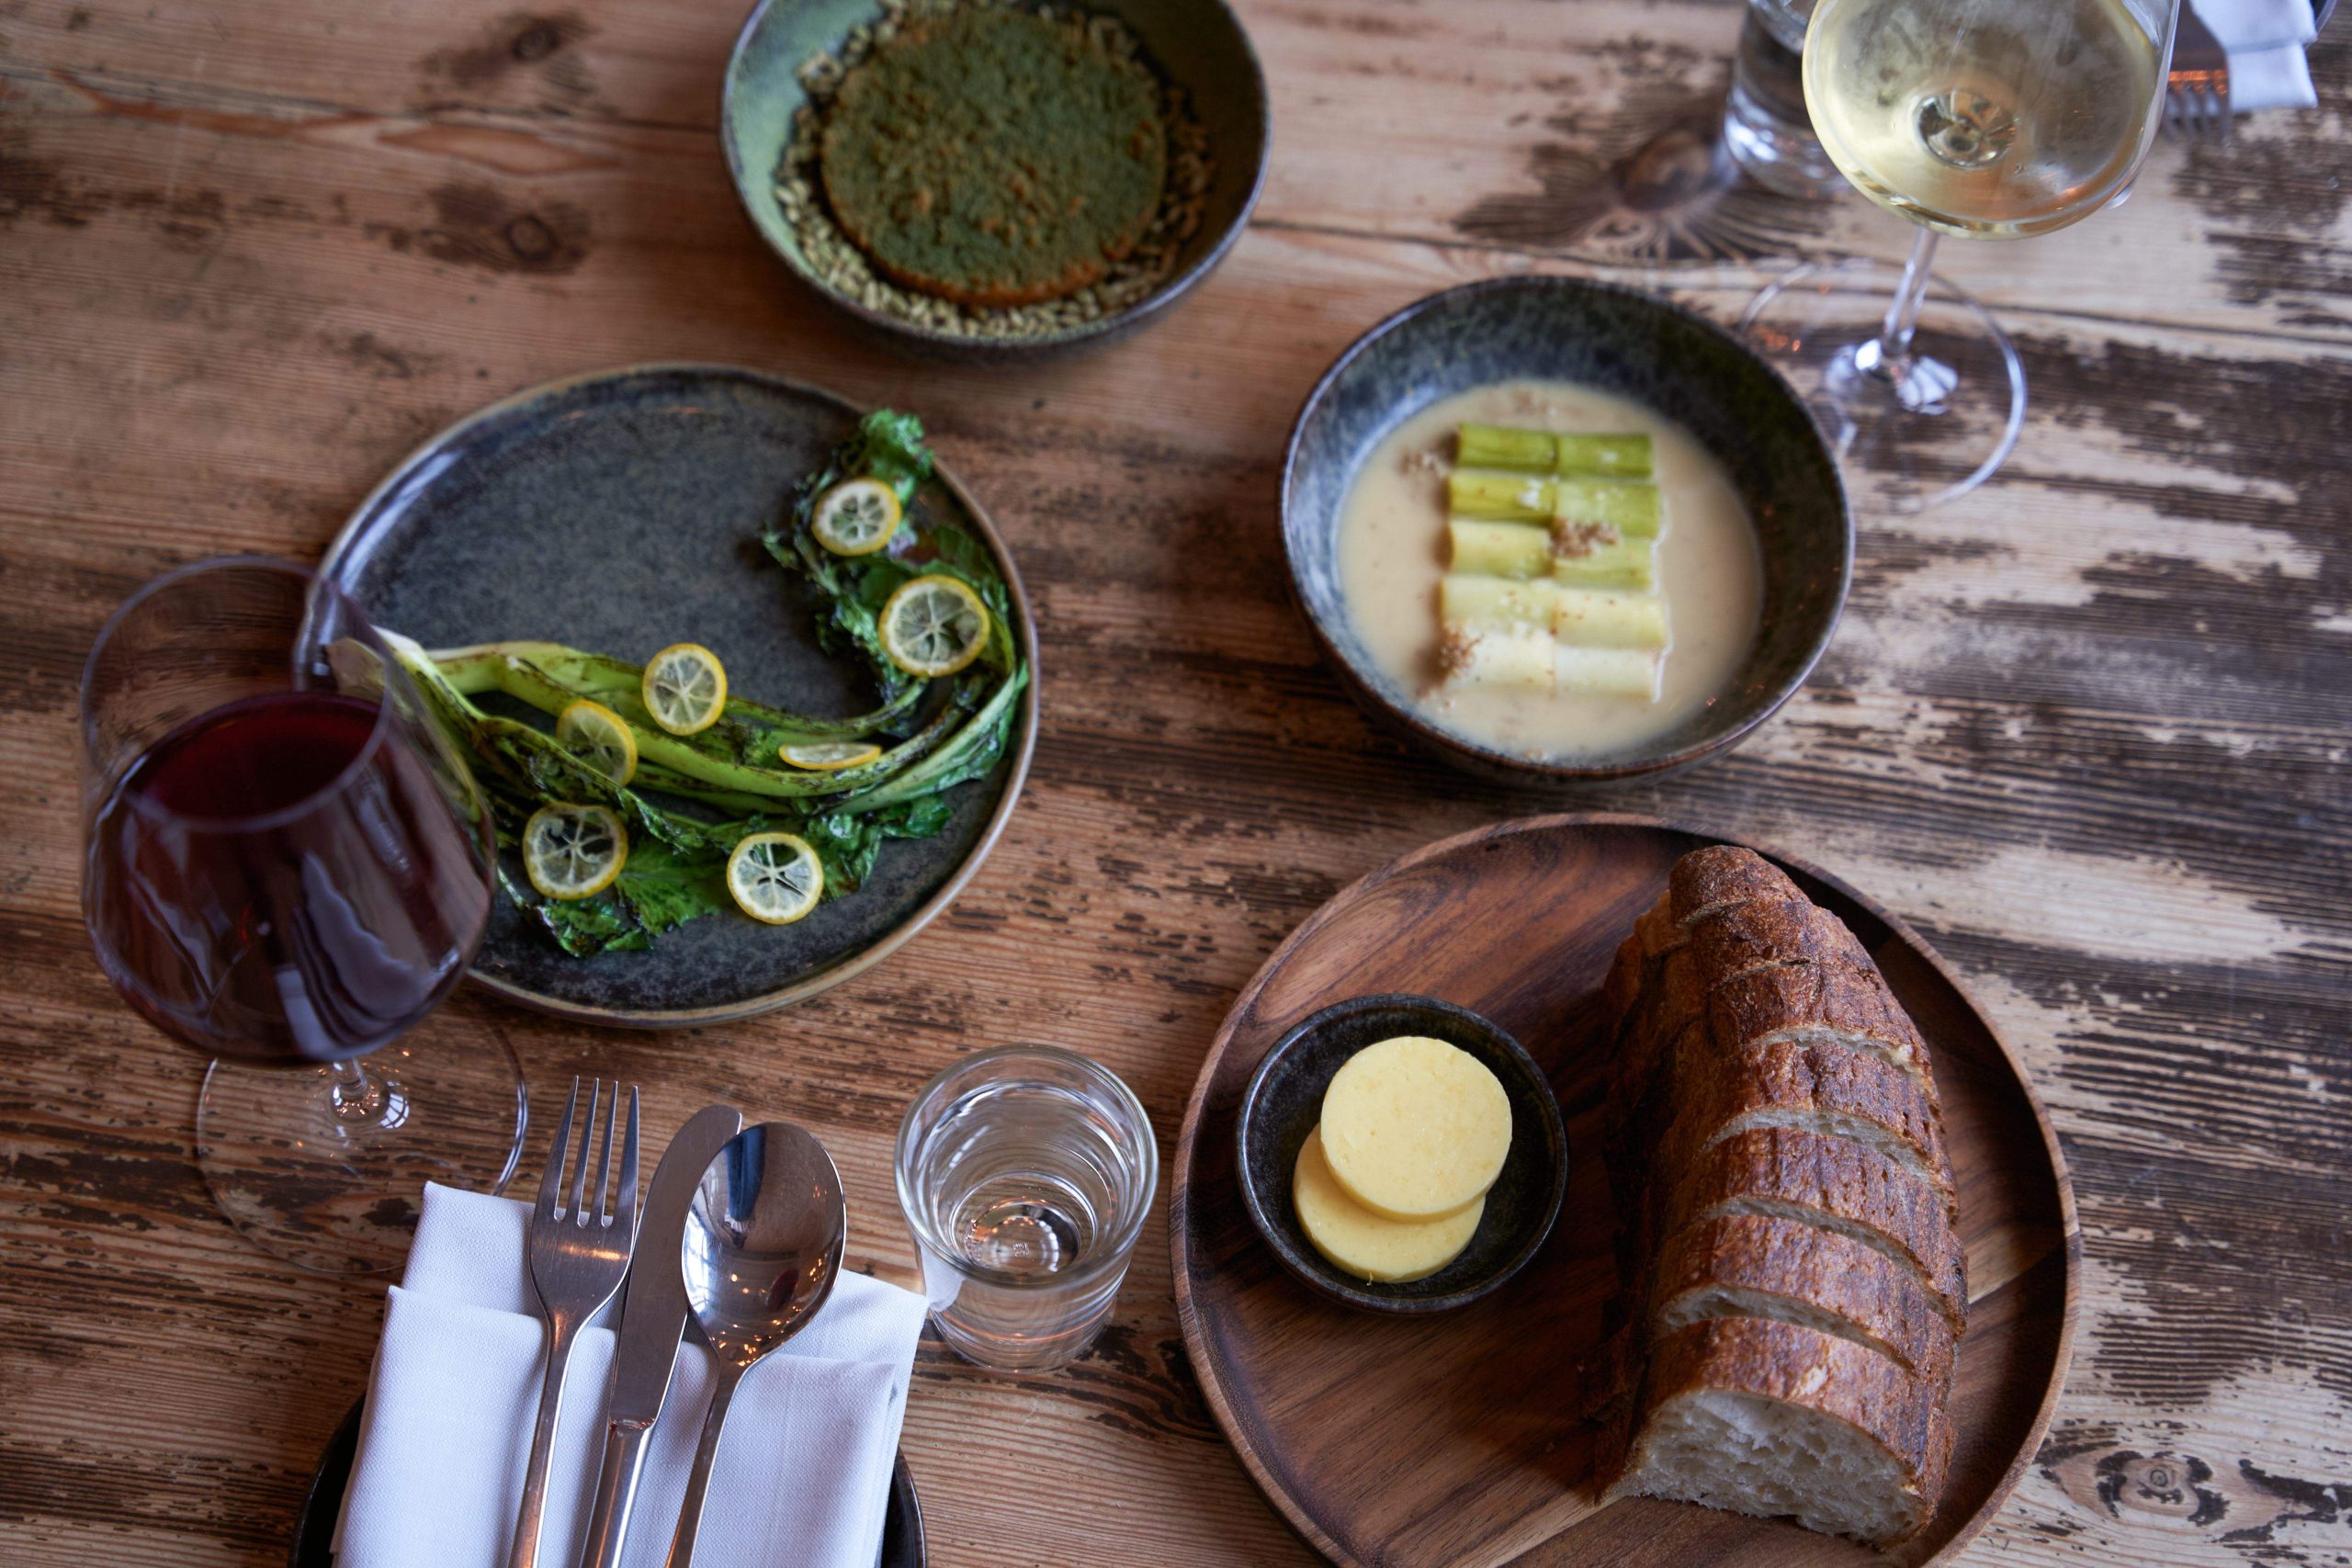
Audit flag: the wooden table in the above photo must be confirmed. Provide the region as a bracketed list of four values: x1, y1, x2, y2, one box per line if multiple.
[4, 0, 2347, 1562]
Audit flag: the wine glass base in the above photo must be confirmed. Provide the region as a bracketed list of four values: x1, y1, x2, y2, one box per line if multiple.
[197, 1016, 527, 1275]
[1740, 256, 2026, 513]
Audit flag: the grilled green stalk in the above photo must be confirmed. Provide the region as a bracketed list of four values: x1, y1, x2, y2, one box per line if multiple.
[1448, 471, 1661, 537]
[1455, 423, 1653, 479]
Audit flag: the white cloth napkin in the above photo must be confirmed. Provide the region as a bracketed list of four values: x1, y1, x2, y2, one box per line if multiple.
[2196, 0, 2319, 111]
[334, 1183, 930, 1568]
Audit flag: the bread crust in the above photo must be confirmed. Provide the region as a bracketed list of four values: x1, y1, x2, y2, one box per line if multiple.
[1668, 845, 1804, 927]
[1609, 1317, 1955, 1545]
[1651, 1214, 1957, 1383]
[1707, 962, 1936, 1100]
[1671, 1127, 1967, 1327]
[1657, 1036, 1955, 1210]
[1686, 897, 1878, 982]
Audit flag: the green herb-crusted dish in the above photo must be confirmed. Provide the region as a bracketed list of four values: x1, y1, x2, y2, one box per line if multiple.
[722, 0, 1267, 356]
[819, 7, 1167, 307]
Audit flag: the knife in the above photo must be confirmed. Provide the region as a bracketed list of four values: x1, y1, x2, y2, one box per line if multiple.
[575, 1103, 745, 1568]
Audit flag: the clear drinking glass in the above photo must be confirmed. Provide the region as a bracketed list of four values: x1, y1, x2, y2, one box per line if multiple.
[895, 1046, 1158, 1372]
[79, 558, 527, 1273]
[1724, 0, 1845, 197]
[1741, 0, 2181, 511]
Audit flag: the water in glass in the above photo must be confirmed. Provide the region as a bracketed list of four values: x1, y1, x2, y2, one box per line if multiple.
[897, 1047, 1156, 1371]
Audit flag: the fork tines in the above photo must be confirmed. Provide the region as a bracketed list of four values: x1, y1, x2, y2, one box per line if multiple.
[2163, 3, 2231, 143]
[539, 1075, 641, 1232]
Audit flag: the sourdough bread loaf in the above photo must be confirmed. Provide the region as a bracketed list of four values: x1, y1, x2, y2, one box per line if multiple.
[1597, 846, 1965, 1548]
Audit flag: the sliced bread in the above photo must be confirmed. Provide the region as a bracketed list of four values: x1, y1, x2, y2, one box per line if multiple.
[1597, 848, 1965, 1549]
[1606, 1317, 1955, 1546]
[1655, 1036, 1955, 1208]
[1668, 1127, 1968, 1329]
[1708, 962, 1938, 1103]
[1650, 1214, 1956, 1382]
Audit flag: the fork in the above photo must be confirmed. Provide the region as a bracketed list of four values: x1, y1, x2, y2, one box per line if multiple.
[506, 1077, 640, 1568]
[2164, 1, 2232, 143]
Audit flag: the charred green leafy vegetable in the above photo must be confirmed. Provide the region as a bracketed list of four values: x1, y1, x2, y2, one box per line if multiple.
[341, 410, 1026, 956]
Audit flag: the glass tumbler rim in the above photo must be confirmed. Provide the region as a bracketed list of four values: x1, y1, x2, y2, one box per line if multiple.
[79, 554, 402, 836]
[894, 1043, 1160, 1292]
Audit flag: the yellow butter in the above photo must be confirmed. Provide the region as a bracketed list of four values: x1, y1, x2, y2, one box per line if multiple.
[1294, 1127, 1484, 1282]
[1317, 1034, 1511, 1221]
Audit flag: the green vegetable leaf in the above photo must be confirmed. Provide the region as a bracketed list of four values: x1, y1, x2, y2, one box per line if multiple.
[379, 402, 1023, 960]
[613, 838, 730, 938]
[798, 795, 959, 893]
[500, 867, 650, 957]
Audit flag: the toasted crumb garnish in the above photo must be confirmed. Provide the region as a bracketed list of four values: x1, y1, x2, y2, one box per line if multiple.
[1435, 626, 1483, 682]
[1550, 518, 1621, 558]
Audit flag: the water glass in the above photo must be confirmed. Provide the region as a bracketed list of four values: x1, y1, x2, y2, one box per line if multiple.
[895, 1046, 1158, 1372]
[1724, 0, 1846, 197]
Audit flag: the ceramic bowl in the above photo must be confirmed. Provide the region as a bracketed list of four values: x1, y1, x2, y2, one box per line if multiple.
[1235, 993, 1568, 1314]
[720, 0, 1270, 360]
[1282, 276, 1852, 784]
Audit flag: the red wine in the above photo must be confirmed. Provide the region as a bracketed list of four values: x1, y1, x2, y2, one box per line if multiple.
[85, 691, 492, 1065]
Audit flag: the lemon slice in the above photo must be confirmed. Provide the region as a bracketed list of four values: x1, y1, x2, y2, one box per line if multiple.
[780, 740, 883, 772]
[879, 574, 989, 678]
[555, 699, 638, 785]
[811, 478, 902, 556]
[726, 831, 823, 924]
[521, 804, 628, 901]
[641, 643, 728, 735]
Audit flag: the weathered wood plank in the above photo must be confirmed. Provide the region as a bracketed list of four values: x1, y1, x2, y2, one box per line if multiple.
[3, 0, 2348, 1564]
[6, 0, 2347, 341]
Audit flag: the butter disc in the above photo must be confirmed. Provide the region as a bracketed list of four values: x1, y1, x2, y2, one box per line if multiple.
[1294, 1127, 1484, 1282]
[1318, 1034, 1512, 1221]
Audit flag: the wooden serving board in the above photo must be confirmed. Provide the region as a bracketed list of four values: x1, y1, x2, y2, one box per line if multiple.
[1171, 815, 2078, 1568]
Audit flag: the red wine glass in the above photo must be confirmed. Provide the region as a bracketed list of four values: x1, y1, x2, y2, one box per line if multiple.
[80, 557, 526, 1273]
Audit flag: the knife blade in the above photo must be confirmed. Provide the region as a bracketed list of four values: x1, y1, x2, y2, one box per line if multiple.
[575, 1103, 744, 1568]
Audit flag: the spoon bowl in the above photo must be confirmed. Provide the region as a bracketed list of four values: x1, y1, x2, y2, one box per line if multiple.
[684, 1121, 847, 1362]
[668, 1122, 850, 1566]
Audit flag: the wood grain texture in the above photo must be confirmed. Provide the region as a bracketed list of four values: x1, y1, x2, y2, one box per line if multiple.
[1172, 816, 2075, 1568]
[3, 0, 2349, 1564]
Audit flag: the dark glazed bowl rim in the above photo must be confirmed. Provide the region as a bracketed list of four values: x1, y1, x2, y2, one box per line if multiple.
[1234, 992, 1569, 1314]
[1279, 274, 1853, 782]
[718, 0, 1272, 355]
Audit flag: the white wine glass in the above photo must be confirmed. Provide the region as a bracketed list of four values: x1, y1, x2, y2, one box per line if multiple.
[1740, 0, 2181, 511]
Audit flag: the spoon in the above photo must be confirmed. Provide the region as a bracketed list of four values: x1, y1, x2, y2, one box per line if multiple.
[665, 1122, 848, 1568]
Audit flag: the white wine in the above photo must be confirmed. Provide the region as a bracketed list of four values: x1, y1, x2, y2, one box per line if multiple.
[1804, 0, 2165, 239]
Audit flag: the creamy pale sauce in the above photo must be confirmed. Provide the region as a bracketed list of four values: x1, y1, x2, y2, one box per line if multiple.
[1336, 380, 1764, 761]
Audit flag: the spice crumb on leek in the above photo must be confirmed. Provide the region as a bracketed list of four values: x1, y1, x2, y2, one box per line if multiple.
[329, 409, 1026, 956]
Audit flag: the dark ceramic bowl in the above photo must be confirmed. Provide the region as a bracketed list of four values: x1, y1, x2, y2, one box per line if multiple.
[1235, 994, 1567, 1314]
[1283, 276, 1852, 784]
[721, 0, 1270, 360]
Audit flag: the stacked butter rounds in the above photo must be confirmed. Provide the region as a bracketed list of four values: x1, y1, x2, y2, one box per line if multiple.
[1293, 1036, 1513, 1282]
[1597, 846, 1964, 1548]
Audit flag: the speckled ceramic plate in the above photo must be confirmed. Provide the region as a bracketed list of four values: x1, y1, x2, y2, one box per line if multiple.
[321, 364, 1037, 1028]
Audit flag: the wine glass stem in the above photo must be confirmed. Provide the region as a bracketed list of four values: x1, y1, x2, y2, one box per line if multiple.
[1873, 227, 1940, 367]
[327, 1055, 409, 1132]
